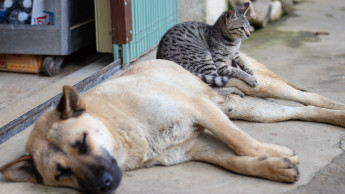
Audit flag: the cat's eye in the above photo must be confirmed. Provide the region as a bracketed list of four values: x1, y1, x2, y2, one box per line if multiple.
[55, 163, 73, 180]
[240, 27, 245, 30]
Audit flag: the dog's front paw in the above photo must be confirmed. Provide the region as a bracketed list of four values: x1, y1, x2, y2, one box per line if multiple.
[259, 143, 299, 164]
[258, 157, 300, 183]
[241, 142, 299, 165]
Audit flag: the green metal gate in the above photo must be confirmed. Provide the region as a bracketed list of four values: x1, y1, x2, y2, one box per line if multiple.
[112, 0, 178, 64]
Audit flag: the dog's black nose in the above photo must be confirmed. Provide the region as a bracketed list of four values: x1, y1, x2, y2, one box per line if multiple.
[98, 171, 119, 193]
[100, 172, 112, 191]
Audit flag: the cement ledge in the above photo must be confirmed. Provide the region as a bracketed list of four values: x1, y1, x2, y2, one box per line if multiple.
[0, 59, 121, 144]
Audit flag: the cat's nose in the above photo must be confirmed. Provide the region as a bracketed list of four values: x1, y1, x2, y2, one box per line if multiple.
[245, 31, 250, 37]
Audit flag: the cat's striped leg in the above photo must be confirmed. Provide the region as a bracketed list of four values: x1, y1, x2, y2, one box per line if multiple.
[194, 73, 230, 87]
[218, 62, 258, 87]
[234, 55, 255, 75]
[190, 61, 230, 87]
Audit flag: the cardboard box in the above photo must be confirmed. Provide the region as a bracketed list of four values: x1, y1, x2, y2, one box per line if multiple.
[0, 54, 43, 74]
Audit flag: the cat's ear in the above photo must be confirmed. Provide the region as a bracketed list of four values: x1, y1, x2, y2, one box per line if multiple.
[225, 9, 236, 20]
[238, 2, 250, 15]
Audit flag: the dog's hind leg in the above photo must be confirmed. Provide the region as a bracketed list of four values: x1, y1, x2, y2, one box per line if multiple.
[186, 132, 299, 183]
[225, 95, 345, 128]
[227, 55, 345, 110]
[191, 98, 298, 162]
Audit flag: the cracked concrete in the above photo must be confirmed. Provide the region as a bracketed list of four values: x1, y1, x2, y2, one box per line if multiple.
[286, 150, 345, 194]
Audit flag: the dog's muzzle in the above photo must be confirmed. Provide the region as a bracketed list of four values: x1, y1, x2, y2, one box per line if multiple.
[78, 154, 122, 194]
[97, 168, 122, 193]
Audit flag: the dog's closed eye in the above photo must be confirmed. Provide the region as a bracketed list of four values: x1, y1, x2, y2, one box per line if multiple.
[55, 163, 73, 180]
[72, 132, 88, 154]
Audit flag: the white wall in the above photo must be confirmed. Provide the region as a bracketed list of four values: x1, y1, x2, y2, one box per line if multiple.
[205, 0, 228, 24]
[179, 0, 228, 24]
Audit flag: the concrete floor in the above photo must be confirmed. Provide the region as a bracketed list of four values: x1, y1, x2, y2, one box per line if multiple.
[0, 49, 113, 128]
[1, 0, 345, 193]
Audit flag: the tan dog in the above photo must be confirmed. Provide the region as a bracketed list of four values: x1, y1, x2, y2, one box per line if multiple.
[1, 57, 345, 193]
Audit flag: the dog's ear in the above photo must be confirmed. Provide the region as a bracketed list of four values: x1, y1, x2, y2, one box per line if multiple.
[0, 155, 42, 183]
[57, 85, 86, 120]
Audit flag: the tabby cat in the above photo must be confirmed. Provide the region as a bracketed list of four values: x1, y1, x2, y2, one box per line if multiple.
[157, 2, 257, 88]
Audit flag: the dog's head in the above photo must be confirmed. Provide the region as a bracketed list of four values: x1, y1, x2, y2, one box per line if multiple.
[0, 86, 122, 194]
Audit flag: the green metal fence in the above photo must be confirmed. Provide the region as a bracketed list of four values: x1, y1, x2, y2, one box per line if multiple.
[114, 0, 179, 64]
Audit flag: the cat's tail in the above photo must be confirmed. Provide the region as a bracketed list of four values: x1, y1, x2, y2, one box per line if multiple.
[195, 73, 230, 87]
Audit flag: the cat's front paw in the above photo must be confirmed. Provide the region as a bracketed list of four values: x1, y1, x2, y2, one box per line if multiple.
[245, 68, 255, 76]
[246, 76, 258, 87]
